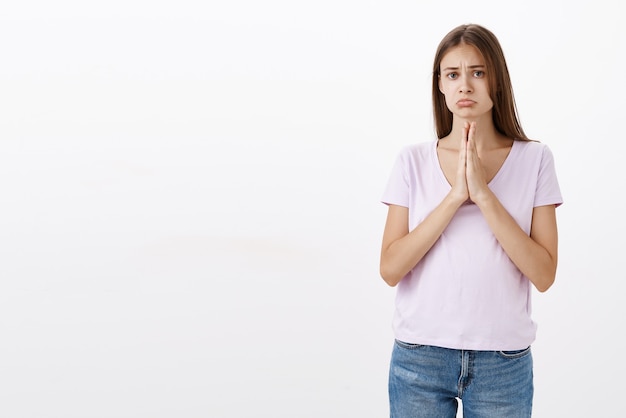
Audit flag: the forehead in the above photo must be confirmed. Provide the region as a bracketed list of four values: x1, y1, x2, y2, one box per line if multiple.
[440, 44, 485, 68]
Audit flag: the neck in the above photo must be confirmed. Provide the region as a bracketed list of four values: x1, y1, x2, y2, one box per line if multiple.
[446, 116, 506, 151]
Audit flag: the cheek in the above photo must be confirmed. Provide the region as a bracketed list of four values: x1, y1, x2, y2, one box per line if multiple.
[442, 91, 455, 111]
[483, 93, 494, 108]
[439, 82, 451, 99]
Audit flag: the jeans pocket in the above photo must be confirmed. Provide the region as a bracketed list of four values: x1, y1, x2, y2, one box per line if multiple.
[497, 345, 531, 359]
[394, 339, 424, 350]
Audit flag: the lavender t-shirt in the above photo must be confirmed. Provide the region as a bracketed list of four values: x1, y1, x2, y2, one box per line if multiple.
[381, 139, 563, 350]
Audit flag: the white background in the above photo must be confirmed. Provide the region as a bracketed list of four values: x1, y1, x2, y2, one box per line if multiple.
[0, 1, 623, 417]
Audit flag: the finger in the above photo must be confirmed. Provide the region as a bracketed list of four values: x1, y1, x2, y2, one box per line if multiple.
[466, 122, 476, 148]
[467, 123, 480, 164]
[459, 124, 468, 163]
[468, 121, 476, 142]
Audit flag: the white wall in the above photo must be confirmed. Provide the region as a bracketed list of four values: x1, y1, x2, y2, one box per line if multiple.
[0, 1, 622, 417]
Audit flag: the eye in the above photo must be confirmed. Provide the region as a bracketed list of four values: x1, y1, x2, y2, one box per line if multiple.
[446, 72, 458, 80]
[473, 70, 485, 78]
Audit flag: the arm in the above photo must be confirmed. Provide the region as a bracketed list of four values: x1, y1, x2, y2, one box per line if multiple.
[380, 194, 465, 287]
[465, 123, 559, 292]
[379, 199, 457, 287]
[474, 195, 559, 292]
[380, 124, 472, 287]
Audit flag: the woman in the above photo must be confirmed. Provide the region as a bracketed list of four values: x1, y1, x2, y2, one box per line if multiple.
[379, 24, 562, 417]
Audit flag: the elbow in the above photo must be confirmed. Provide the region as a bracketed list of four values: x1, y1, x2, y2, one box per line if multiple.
[379, 263, 402, 287]
[534, 278, 554, 293]
[533, 266, 557, 293]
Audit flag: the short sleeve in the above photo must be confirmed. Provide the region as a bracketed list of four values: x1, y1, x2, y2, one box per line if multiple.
[534, 145, 563, 208]
[381, 148, 410, 208]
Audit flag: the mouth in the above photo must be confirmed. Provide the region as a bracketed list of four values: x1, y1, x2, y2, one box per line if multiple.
[456, 99, 476, 107]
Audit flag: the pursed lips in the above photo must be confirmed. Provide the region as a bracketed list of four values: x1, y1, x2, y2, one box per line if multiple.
[456, 99, 476, 107]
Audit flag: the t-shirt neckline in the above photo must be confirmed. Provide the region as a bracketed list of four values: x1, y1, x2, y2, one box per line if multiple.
[432, 138, 518, 189]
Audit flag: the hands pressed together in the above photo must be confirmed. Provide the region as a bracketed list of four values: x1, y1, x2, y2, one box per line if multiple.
[452, 121, 492, 206]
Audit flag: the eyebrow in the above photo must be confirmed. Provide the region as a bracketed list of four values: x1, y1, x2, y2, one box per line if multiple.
[441, 64, 485, 72]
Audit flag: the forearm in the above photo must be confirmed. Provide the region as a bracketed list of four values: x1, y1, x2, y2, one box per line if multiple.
[380, 194, 463, 286]
[475, 191, 557, 292]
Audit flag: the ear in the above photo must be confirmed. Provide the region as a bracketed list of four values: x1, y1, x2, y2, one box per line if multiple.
[438, 75, 444, 94]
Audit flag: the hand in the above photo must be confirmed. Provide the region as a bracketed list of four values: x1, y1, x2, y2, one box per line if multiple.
[450, 122, 470, 204]
[465, 122, 490, 203]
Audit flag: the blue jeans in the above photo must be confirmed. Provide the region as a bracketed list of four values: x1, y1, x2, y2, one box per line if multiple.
[389, 340, 533, 418]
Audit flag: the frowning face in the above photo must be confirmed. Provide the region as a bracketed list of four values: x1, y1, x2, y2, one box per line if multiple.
[438, 43, 493, 120]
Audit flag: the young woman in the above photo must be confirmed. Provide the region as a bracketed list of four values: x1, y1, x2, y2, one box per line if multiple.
[379, 24, 562, 417]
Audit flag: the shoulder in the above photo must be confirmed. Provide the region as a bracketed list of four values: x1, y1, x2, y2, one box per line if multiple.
[511, 140, 560, 180]
[389, 141, 437, 175]
[514, 139, 556, 160]
[515, 139, 554, 152]
[395, 140, 437, 161]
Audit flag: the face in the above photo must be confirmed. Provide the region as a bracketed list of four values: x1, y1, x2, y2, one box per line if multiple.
[438, 43, 493, 119]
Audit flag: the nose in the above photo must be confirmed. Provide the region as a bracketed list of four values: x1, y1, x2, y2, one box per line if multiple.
[459, 74, 473, 93]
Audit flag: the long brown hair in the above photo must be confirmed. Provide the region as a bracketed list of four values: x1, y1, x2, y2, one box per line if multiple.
[431, 24, 529, 141]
